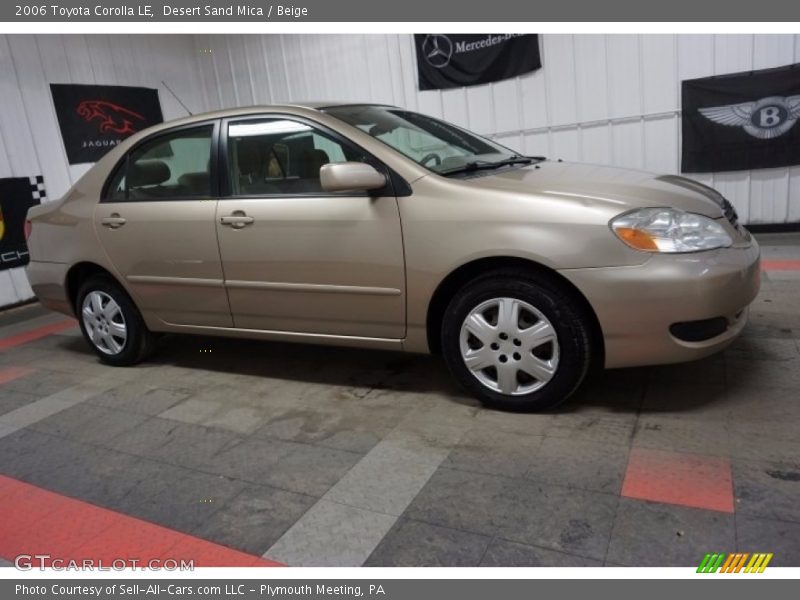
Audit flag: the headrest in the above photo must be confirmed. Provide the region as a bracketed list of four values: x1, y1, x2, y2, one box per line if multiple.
[236, 138, 265, 174]
[128, 160, 170, 188]
[178, 172, 210, 195]
[301, 149, 330, 178]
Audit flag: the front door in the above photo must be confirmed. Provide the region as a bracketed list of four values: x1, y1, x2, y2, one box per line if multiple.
[215, 116, 405, 339]
[95, 122, 232, 327]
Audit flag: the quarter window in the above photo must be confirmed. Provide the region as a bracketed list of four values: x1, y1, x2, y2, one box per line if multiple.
[227, 119, 363, 196]
[107, 125, 214, 201]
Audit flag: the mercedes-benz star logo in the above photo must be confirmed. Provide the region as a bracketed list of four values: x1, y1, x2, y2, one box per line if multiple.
[422, 35, 453, 69]
[699, 95, 800, 139]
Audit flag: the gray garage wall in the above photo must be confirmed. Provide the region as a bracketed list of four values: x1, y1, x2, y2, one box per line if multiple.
[2, 33, 800, 308]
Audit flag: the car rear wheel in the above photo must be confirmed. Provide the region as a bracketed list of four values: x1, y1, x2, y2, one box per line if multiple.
[77, 276, 155, 366]
[441, 270, 592, 411]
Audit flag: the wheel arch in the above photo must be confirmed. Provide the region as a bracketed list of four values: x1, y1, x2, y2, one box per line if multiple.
[65, 262, 124, 313]
[425, 256, 605, 368]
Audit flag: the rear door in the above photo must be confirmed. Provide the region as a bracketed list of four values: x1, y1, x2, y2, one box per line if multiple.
[215, 115, 406, 339]
[94, 121, 233, 327]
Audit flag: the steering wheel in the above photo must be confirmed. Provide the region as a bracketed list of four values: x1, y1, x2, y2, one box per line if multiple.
[421, 152, 442, 167]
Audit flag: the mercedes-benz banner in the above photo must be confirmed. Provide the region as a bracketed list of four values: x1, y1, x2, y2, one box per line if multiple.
[414, 34, 541, 90]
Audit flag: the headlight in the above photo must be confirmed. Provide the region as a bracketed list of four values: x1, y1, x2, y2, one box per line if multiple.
[610, 207, 732, 253]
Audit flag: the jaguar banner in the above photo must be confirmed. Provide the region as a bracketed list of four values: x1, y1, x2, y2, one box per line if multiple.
[0, 176, 45, 271]
[50, 83, 164, 165]
[414, 34, 541, 91]
[681, 63, 800, 173]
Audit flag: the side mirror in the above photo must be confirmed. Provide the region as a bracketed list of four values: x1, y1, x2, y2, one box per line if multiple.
[320, 162, 387, 193]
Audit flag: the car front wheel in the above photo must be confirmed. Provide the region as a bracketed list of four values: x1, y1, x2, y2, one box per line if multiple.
[441, 270, 593, 411]
[77, 276, 155, 366]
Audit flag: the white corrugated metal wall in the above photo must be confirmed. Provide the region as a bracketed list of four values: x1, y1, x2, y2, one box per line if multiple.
[1, 33, 799, 308]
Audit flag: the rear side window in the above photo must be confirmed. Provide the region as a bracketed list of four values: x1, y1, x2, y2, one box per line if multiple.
[104, 125, 214, 201]
[227, 119, 363, 196]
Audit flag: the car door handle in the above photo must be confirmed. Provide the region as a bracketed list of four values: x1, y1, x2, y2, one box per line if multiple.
[220, 212, 254, 229]
[101, 214, 126, 229]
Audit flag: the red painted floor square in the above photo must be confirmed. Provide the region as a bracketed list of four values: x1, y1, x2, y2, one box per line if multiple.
[0, 366, 35, 385]
[621, 447, 734, 513]
[0, 475, 284, 567]
[0, 320, 76, 352]
[761, 259, 800, 271]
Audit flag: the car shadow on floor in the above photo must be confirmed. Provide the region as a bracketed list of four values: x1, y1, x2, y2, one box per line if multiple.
[56, 331, 475, 402]
[49, 332, 778, 415]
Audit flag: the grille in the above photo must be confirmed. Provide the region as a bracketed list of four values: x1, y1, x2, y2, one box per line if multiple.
[721, 197, 739, 228]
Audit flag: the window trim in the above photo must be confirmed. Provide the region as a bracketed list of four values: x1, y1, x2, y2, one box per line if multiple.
[100, 119, 221, 203]
[219, 113, 406, 200]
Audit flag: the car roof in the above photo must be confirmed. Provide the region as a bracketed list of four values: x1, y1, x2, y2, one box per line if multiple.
[165, 102, 396, 123]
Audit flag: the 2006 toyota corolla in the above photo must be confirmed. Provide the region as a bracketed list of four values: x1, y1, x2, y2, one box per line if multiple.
[26, 103, 760, 410]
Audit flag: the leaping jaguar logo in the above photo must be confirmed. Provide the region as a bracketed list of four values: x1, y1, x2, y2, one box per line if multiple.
[699, 95, 800, 139]
[76, 100, 146, 135]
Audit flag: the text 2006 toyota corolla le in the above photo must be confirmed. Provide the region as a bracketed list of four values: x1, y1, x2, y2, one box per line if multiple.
[26, 103, 760, 410]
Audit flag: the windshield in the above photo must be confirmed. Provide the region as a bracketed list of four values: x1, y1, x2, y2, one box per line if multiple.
[323, 105, 528, 175]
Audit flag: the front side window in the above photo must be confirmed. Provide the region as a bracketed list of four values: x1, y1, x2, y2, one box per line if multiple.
[227, 119, 363, 196]
[107, 125, 213, 201]
[324, 105, 526, 175]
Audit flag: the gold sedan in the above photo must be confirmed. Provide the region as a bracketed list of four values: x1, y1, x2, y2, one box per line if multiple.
[26, 103, 760, 410]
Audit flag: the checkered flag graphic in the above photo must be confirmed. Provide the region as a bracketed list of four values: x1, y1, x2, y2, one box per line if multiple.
[29, 175, 46, 202]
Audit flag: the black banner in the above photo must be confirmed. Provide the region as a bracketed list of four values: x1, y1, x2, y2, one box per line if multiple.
[414, 34, 541, 91]
[681, 63, 800, 173]
[50, 84, 164, 165]
[0, 176, 44, 271]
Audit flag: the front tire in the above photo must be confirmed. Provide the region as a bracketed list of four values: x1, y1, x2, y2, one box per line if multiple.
[441, 270, 592, 411]
[77, 276, 155, 366]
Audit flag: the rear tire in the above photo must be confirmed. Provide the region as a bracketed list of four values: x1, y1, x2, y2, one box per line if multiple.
[76, 276, 155, 366]
[441, 269, 592, 411]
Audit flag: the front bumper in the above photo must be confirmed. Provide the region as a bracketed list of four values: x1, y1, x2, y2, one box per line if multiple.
[559, 239, 761, 369]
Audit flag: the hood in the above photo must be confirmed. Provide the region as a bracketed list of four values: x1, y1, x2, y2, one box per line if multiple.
[460, 161, 728, 219]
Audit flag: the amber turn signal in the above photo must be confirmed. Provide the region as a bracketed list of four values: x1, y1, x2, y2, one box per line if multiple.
[614, 227, 659, 251]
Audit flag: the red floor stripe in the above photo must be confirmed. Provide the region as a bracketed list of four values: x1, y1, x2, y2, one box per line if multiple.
[0, 366, 35, 385]
[621, 448, 734, 513]
[761, 259, 800, 271]
[0, 474, 284, 568]
[0, 319, 77, 352]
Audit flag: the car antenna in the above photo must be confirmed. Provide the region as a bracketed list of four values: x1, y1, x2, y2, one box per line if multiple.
[161, 80, 194, 116]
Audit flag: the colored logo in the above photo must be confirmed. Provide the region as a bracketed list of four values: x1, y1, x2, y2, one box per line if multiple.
[700, 95, 800, 140]
[697, 552, 773, 573]
[0, 204, 4, 240]
[76, 100, 146, 135]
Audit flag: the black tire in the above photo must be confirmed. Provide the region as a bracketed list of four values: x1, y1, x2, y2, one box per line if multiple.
[76, 276, 156, 366]
[441, 269, 593, 411]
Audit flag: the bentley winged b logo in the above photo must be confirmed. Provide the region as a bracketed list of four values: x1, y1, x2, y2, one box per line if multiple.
[76, 100, 146, 135]
[422, 35, 454, 69]
[699, 95, 800, 139]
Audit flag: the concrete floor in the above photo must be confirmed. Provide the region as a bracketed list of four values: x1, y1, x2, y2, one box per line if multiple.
[0, 232, 799, 568]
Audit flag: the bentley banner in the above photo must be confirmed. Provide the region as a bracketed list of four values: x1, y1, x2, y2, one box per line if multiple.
[681, 63, 800, 173]
[414, 34, 541, 91]
[0, 176, 45, 271]
[50, 83, 164, 165]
